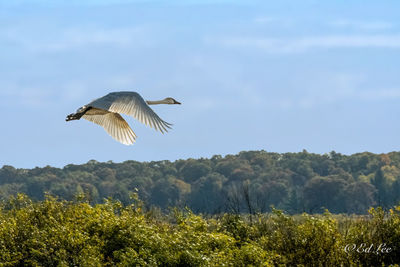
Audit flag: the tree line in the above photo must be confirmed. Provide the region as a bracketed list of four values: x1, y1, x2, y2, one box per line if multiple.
[1, 150, 400, 214]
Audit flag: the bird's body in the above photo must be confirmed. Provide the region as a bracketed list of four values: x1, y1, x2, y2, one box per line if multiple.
[66, 91, 181, 145]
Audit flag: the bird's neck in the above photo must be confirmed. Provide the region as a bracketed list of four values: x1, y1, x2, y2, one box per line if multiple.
[146, 100, 166, 105]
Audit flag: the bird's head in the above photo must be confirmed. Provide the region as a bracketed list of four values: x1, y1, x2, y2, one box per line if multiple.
[164, 97, 181, 105]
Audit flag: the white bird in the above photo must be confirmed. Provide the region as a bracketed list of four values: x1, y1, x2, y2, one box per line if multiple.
[66, 91, 181, 145]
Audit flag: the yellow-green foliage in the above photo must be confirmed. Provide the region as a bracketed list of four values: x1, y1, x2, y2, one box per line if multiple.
[0, 194, 399, 266]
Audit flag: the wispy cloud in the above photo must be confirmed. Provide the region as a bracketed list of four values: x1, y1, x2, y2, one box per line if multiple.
[357, 88, 400, 101]
[0, 80, 92, 109]
[295, 88, 400, 110]
[0, 85, 53, 108]
[208, 34, 400, 53]
[2, 25, 152, 52]
[272, 88, 400, 111]
[269, 73, 363, 110]
[43, 28, 145, 51]
[330, 19, 394, 31]
[0, 0, 156, 7]
[253, 16, 294, 28]
[268, 73, 400, 110]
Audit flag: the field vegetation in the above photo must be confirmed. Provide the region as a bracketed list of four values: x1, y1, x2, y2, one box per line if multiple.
[0, 193, 399, 266]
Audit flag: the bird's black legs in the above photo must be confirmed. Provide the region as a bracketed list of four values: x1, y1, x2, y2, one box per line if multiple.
[66, 106, 91, 121]
[66, 112, 83, 121]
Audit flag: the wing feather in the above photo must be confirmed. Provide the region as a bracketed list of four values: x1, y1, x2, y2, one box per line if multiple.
[82, 108, 136, 145]
[87, 91, 172, 133]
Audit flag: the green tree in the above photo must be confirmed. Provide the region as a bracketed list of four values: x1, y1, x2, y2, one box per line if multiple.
[343, 181, 376, 214]
[303, 176, 347, 213]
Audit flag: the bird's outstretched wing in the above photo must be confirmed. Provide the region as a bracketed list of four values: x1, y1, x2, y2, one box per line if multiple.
[82, 108, 136, 145]
[87, 91, 172, 133]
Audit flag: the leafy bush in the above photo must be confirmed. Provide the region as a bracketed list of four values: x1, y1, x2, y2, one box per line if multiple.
[0, 194, 399, 266]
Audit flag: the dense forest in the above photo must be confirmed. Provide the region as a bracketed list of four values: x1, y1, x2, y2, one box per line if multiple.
[2, 150, 400, 215]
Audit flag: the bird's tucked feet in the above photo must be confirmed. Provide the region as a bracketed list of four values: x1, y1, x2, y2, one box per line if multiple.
[66, 113, 81, 121]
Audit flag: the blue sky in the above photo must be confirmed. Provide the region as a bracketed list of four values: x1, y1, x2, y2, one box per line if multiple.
[1, 0, 400, 168]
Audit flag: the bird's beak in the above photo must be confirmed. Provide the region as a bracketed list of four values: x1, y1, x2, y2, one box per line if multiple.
[174, 100, 181, 104]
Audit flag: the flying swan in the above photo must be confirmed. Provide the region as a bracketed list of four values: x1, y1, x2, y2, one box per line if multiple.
[66, 91, 181, 145]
